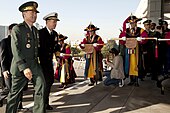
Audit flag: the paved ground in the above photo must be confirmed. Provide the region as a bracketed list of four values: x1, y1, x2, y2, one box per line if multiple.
[0, 62, 170, 113]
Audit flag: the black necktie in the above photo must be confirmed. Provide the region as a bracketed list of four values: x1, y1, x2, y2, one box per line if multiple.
[31, 26, 35, 38]
[51, 31, 53, 36]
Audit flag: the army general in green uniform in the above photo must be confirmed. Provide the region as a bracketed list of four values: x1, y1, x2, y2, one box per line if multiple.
[6, 1, 46, 113]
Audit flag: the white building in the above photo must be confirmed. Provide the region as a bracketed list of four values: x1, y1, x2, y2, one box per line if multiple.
[135, 0, 170, 26]
[0, 25, 8, 40]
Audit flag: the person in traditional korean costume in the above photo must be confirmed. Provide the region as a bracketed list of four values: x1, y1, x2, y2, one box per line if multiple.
[55, 34, 77, 88]
[80, 23, 104, 86]
[119, 15, 148, 86]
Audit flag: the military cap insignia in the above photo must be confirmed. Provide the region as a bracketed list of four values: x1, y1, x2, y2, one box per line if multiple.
[33, 3, 37, 7]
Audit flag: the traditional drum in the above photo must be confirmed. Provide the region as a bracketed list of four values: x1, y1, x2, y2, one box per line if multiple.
[125, 38, 137, 49]
[83, 44, 94, 53]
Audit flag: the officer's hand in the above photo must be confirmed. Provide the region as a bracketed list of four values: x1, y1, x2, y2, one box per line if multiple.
[3, 71, 9, 79]
[23, 68, 33, 80]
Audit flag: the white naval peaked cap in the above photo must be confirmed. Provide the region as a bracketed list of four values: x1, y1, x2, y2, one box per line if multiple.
[43, 12, 60, 21]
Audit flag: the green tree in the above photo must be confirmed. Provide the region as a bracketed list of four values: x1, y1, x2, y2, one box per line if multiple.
[101, 40, 118, 58]
[71, 46, 81, 55]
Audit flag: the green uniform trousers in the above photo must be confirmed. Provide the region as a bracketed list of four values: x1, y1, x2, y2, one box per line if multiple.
[6, 68, 46, 113]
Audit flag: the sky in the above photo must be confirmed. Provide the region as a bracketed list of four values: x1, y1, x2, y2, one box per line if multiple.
[0, 0, 140, 41]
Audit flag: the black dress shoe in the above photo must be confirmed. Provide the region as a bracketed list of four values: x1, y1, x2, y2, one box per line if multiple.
[63, 84, 67, 89]
[127, 82, 134, 86]
[88, 83, 94, 86]
[134, 82, 139, 87]
[59, 84, 64, 88]
[46, 104, 53, 110]
[0, 100, 3, 107]
[17, 108, 29, 112]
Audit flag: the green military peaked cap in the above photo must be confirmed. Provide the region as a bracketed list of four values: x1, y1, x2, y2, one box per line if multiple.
[19, 1, 39, 13]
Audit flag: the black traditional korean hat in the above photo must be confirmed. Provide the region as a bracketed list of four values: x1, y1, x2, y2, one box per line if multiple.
[84, 23, 99, 31]
[127, 15, 142, 23]
[58, 34, 68, 41]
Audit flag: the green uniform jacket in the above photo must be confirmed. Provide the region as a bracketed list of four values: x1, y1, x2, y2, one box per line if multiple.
[10, 22, 40, 76]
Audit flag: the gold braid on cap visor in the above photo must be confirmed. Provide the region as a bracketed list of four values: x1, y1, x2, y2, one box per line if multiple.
[47, 17, 57, 20]
[23, 6, 36, 11]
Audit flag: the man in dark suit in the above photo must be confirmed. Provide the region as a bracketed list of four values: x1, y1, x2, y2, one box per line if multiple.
[0, 24, 16, 92]
[0, 24, 17, 106]
[6, 1, 46, 113]
[39, 12, 60, 110]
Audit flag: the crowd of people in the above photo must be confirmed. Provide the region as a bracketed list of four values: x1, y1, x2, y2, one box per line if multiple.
[119, 15, 170, 87]
[0, 1, 170, 113]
